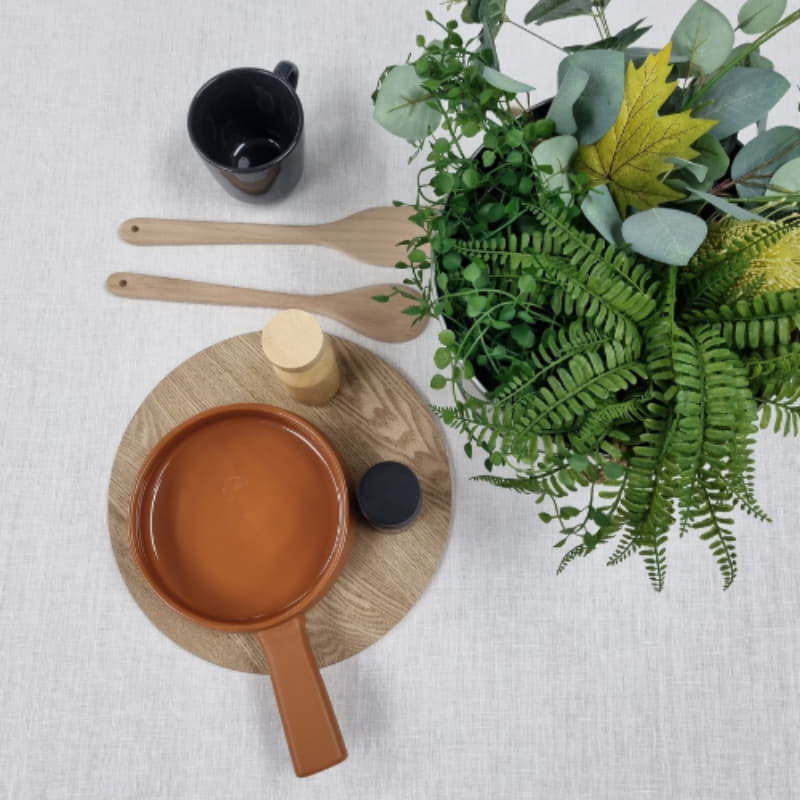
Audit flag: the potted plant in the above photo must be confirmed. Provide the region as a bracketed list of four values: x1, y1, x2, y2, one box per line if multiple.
[372, 0, 800, 590]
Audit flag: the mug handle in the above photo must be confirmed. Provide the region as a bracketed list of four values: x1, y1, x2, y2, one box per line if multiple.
[256, 615, 347, 777]
[274, 60, 299, 89]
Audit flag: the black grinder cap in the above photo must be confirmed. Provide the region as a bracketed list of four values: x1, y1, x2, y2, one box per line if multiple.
[356, 461, 422, 531]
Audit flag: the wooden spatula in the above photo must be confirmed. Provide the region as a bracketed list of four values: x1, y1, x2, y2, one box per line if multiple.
[118, 206, 422, 268]
[106, 272, 427, 343]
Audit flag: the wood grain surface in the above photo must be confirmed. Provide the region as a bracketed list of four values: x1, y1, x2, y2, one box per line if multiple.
[107, 333, 452, 673]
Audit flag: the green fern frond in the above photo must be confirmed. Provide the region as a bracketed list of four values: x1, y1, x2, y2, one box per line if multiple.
[607, 527, 642, 565]
[759, 398, 800, 436]
[531, 202, 660, 308]
[568, 394, 649, 454]
[692, 478, 738, 589]
[640, 532, 669, 592]
[557, 543, 586, 574]
[492, 321, 623, 405]
[683, 290, 800, 351]
[509, 358, 647, 438]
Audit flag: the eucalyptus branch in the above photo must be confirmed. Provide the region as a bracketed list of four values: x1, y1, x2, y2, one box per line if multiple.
[689, 9, 800, 108]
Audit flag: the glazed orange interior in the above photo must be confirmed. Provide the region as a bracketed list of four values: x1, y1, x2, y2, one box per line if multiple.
[129, 405, 349, 629]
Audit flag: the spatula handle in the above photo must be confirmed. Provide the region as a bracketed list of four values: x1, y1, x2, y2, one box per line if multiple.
[106, 272, 297, 309]
[118, 218, 315, 246]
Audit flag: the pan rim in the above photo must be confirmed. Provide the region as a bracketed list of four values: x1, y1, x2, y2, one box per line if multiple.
[127, 402, 351, 633]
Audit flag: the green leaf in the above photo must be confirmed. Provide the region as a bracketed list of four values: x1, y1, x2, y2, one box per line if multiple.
[724, 43, 773, 71]
[731, 126, 800, 197]
[691, 133, 730, 185]
[560, 505, 582, 520]
[575, 45, 717, 213]
[738, 0, 787, 34]
[373, 65, 442, 141]
[532, 135, 578, 199]
[766, 157, 800, 195]
[430, 374, 447, 390]
[680, 185, 764, 221]
[693, 68, 789, 139]
[434, 347, 452, 369]
[431, 172, 456, 195]
[438, 329, 456, 346]
[511, 323, 535, 348]
[554, 50, 625, 144]
[568, 453, 589, 472]
[580, 184, 624, 246]
[665, 156, 708, 184]
[547, 62, 590, 137]
[671, 1, 734, 75]
[462, 167, 481, 189]
[603, 461, 625, 480]
[564, 19, 651, 54]
[463, 262, 483, 283]
[621, 208, 708, 265]
[481, 66, 535, 94]
[524, 0, 602, 24]
[467, 294, 489, 317]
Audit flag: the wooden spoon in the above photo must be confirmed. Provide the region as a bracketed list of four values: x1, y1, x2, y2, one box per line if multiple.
[105, 272, 426, 343]
[118, 206, 421, 268]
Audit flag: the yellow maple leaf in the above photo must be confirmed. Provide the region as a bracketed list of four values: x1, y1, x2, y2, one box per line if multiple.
[574, 43, 717, 216]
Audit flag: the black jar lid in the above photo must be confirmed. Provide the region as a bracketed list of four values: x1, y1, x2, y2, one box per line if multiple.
[356, 461, 422, 532]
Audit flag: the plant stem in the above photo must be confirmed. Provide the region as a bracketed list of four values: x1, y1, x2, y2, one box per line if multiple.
[593, 8, 611, 39]
[503, 16, 566, 52]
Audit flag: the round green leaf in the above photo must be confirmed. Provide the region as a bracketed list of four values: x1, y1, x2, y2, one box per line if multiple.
[463, 262, 483, 283]
[433, 347, 452, 369]
[546, 62, 590, 137]
[672, 1, 734, 75]
[467, 294, 489, 317]
[695, 67, 789, 139]
[568, 454, 589, 472]
[373, 65, 442, 141]
[621, 208, 708, 266]
[430, 374, 447, 390]
[602, 462, 625, 480]
[438, 329, 456, 346]
[766, 157, 800, 195]
[554, 50, 625, 144]
[462, 167, 481, 189]
[738, 0, 787, 34]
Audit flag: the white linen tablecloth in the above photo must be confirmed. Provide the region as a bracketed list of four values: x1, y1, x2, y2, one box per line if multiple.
[1, 1, 799, 797]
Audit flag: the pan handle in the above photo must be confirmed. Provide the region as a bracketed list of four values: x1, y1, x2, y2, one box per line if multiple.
[255, 615, 347, 777]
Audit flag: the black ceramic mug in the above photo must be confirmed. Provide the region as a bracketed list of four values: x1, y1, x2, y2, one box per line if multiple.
[187, 63, 304, 202]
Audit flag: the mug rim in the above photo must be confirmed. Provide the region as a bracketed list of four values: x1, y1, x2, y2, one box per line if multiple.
[187, 66, 304, 174]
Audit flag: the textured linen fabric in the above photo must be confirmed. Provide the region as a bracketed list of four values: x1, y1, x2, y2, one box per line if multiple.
[1, 1, 799, 798]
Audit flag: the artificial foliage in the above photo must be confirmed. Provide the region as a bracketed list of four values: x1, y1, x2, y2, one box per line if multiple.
[574, 44, 718, 213]
[372, 0, 800, 589]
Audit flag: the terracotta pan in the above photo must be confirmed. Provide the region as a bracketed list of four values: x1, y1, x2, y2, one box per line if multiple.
[127, 403, 352, 777]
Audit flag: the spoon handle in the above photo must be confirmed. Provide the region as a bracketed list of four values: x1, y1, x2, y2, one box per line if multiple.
[105, 272, 424, 343]
[118, 218, 319, 246]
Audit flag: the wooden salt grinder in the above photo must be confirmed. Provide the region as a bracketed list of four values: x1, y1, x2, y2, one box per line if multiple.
[261, 309, 341, 405]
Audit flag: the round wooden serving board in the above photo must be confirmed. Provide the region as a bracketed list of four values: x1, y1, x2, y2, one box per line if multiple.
[108, 333, 452, 673]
